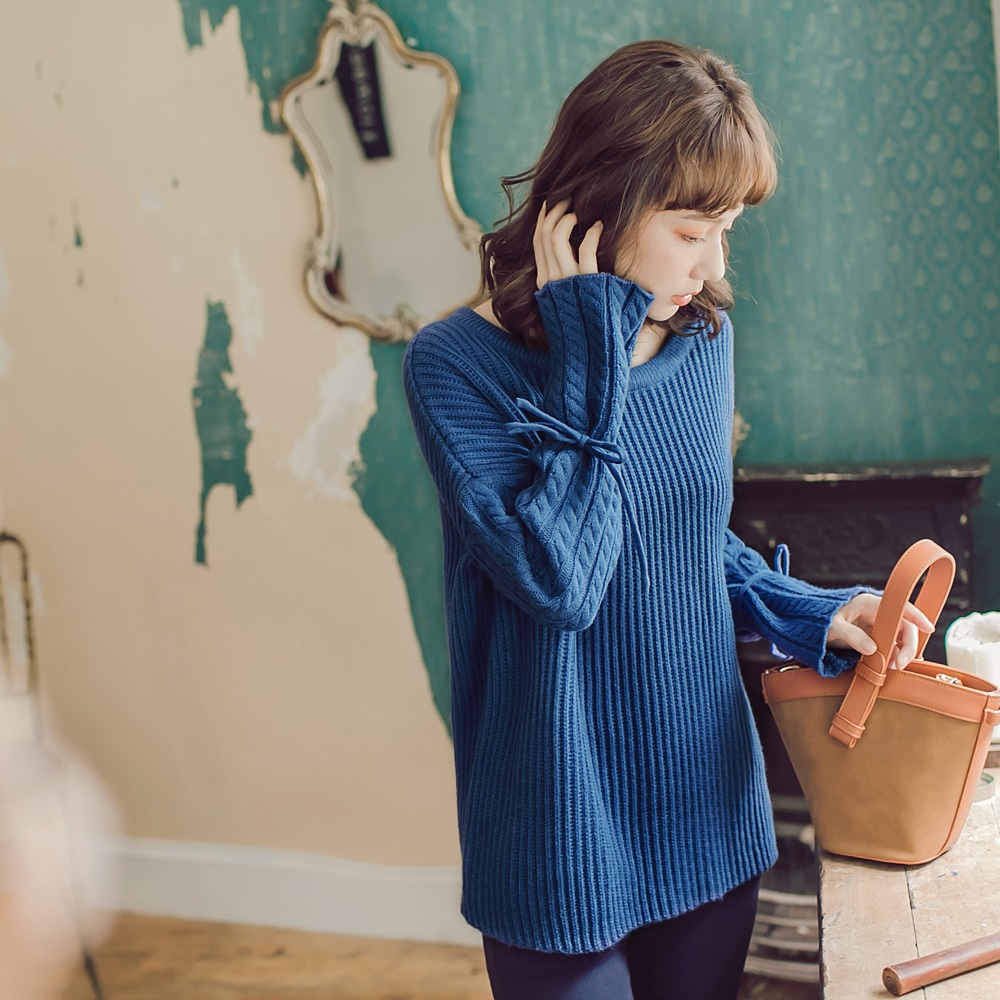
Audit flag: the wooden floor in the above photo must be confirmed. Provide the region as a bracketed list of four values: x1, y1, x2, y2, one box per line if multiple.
[60, 914, 819, 1000]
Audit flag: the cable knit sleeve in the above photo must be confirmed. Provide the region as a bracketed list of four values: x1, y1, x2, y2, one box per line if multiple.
[723, 529, 882, 677]
[403, 273, 652, 632]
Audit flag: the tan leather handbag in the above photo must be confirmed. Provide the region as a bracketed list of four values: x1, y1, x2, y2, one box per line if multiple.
[761, 539, 1000, 864]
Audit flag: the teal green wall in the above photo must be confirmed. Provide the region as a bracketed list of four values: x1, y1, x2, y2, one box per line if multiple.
[177, 0, 1000, 729]
[193, 301, 253, 566]
[377, 0, 1000, 610]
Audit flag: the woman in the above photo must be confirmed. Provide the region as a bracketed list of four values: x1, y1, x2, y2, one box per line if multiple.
[402, 39, 930, 1000]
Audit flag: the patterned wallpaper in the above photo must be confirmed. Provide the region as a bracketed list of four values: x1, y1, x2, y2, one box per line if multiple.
[178, 0, 1000, 629]
[388, 0, 1000, 610]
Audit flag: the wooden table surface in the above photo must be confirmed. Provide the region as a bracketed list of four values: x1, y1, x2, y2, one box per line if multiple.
[819, 770, 1000, 999]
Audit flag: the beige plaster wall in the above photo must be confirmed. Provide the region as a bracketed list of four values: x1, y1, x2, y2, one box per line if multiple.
[0, 1, 459, 866]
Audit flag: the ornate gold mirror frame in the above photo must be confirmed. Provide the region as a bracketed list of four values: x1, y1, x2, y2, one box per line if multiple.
[280, 0, 481, 342]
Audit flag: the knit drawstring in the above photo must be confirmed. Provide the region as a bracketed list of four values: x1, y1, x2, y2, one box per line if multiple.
[504, 397, 651, 593]
[767, 544, 793, 659]
[773, 542, 790, 577]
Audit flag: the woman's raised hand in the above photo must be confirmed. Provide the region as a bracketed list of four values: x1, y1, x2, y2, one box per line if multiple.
[827, 593, 936, 670]
[533, 199, 603, 290]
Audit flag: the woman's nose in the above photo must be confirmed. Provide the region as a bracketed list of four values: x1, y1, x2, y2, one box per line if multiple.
[693, 237, 726, 282]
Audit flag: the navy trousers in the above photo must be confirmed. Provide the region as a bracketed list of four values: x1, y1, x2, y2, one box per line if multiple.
[482, 876, 760, 1000]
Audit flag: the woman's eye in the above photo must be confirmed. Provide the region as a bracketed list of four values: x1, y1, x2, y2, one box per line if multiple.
[680, 233, 706, 244]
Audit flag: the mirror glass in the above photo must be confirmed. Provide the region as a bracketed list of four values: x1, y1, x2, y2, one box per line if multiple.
[281, 1, 481, 341]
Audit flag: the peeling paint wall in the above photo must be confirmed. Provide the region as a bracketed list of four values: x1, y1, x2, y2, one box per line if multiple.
[192, 300, 253, 565]
[288, 350, 376, 503]
[0, 0, 458, 866]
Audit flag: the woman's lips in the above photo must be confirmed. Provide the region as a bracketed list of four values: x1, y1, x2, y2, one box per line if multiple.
[670, 293, 694, 306]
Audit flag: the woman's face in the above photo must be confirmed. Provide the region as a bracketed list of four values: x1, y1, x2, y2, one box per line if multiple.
[614, 206, 743, 322]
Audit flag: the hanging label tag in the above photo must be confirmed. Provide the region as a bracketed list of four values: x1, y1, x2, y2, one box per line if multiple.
[335, 41, 392, 160]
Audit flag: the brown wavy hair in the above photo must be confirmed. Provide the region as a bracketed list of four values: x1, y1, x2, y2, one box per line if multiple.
[480, 40, 778, 349]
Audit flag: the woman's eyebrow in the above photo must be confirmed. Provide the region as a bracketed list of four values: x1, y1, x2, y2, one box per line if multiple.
[677, 209, 744, 224]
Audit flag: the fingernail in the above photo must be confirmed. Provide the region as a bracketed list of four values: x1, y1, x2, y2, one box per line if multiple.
[863, 641, 877, 655]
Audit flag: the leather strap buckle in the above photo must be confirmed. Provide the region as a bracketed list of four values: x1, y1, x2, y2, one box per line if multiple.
[856, 662, 887, 687]
[830, 712, 865, 747]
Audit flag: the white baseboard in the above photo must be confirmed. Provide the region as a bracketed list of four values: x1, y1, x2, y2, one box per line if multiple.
[93, 838, 481, 947]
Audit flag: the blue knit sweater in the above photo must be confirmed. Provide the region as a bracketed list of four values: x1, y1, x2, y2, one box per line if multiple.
[402, 273, 867, 954]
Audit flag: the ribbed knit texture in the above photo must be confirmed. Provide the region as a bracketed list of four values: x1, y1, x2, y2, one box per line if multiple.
[402, 273, 871, 954]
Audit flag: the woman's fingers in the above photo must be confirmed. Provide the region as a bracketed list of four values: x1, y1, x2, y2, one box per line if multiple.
[827, 594, 876, 650]
[901, 600, 936, 634]
[837, 620, 878, 657]
[889, 619, 920, 670]
[539, 199, 571, 278]
[830, 594, 938, 669]
[884, 602, 933, 669]
[834, 616, 919, 668]
[534, 199, 571, 288]
[533, 202, 551, 289]
[578, 221, 603, 273]
[550, 210, 580, 275]
[901, 618, 920, 664]
[533, 199, 603, 288]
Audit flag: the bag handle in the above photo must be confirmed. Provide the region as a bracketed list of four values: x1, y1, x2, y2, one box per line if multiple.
[828, 538, 955, 748]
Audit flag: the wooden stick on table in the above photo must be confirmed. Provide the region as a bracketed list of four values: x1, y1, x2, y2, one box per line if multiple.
[883, 932, 1000, 996]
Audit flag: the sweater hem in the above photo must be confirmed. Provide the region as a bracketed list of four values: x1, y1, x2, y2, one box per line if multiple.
[462, 847, 779, 955]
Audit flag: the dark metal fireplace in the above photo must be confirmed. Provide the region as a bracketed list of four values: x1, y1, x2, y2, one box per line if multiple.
[730, 457, 991, 981]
